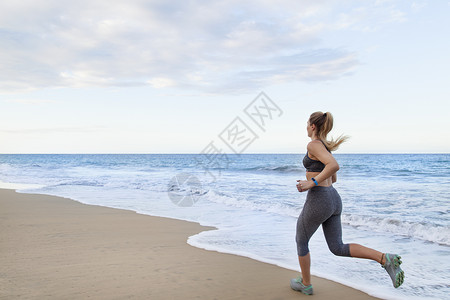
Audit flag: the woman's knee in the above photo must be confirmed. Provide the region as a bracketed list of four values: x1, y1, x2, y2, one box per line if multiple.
[296, 230, 310, 256]
[328, 243, 351, 257]
[297, 243, 310, 257]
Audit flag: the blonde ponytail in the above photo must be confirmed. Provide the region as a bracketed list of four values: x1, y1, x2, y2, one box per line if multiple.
[309, 111, 348, 151]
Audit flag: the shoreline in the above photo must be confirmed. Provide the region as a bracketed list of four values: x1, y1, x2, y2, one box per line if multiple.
[1, 188, 380, 299]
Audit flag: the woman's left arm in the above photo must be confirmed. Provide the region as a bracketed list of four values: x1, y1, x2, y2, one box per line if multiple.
[297, 142, 339, 192]
[332, 172, 337, 183]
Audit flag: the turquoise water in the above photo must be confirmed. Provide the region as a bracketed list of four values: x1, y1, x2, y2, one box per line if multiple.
[1, 154, 449, 299]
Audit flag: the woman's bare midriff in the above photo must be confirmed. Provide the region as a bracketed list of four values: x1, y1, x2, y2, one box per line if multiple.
[306, 172, 333, 187]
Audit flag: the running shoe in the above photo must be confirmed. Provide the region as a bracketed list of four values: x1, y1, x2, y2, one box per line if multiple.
[382, 253, 405, 288]
[290, 276, 313, 295]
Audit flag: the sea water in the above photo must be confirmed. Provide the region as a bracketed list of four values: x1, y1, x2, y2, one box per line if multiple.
[0, 154, 449, 300]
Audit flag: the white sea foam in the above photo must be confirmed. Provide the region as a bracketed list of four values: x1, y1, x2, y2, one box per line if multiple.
[342, 214, 450, 246]
[0, 180, 45, 190]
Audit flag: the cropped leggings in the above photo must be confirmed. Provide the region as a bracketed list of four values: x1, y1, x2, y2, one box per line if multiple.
[296, 186, 351, 257]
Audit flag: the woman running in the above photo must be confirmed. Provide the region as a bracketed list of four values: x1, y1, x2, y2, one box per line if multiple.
[290, 111, 404, 295]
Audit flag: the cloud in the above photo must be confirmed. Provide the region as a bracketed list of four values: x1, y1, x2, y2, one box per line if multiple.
[411, 1, 428, 12]
[0, 0, 410, 93]
[147, 77, 176, 89]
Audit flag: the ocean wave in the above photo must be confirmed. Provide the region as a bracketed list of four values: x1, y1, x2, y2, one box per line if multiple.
[240, 165, 303, 173]
[53, 180, 105, 187]
[342, 214, 450, 246]
[205, 189, 450, 246]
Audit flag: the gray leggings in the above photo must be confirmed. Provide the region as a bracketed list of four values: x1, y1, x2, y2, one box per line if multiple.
[296, 186, 351, 257]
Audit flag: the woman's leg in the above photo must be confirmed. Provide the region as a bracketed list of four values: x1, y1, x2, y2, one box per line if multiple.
[321, 209, 384, 263]
[298, 253, 311, 285]
[319, 188, 404, 288]
[295, 188, 335, 284]
[350, 244, 405, 287]
[296, 213, 319, 286]
[321, 188, 385, 264]
[349, 244, 384, 264]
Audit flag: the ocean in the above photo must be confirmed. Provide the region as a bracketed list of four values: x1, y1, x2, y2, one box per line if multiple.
[0, 154, 449, 300]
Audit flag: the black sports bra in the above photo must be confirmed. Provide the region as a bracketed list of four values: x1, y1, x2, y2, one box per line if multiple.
[302, 141, 330, 172]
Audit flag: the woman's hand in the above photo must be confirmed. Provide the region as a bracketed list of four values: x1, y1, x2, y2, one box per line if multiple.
[296, 180, 314, 192]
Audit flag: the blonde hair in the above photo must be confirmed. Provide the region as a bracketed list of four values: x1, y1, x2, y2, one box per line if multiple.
[309, 111, 348, 151]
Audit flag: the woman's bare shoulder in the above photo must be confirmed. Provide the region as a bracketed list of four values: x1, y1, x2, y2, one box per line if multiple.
[307, 140, 325, 151]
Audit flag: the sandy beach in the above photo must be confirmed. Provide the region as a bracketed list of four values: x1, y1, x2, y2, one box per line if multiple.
[0, 188, 379, 299]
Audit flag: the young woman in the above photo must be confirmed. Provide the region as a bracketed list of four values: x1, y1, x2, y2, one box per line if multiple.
[290, 111, 404, 295]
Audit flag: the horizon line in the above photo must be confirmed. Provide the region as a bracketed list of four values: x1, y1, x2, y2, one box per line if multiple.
[1, 152, 449, 155]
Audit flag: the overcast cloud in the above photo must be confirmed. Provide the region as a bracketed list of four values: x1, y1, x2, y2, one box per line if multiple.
[0, 0, 412, 93]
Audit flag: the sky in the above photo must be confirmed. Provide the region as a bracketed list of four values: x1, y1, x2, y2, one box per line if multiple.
[0, 0, 449, 154]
